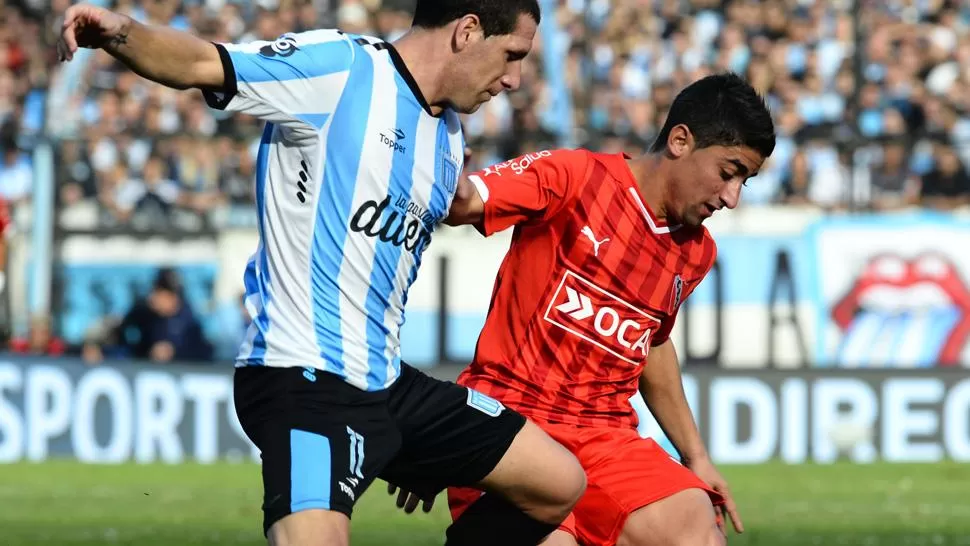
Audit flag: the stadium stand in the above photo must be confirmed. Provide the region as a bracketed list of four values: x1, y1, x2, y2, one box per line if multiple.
[0, 0, 968, 363]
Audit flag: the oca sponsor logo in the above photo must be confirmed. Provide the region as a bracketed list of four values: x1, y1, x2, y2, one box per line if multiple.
[544, 271, 660, 364]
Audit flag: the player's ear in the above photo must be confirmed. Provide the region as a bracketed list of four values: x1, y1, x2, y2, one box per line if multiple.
[453, 15, 484, 52]
[666, 124, 694, 159]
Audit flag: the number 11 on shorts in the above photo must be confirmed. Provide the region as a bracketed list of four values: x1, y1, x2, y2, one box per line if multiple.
[346, 427, 365, 479]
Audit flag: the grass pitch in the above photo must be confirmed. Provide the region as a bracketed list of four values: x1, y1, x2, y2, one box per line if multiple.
[0, 460, 967, 545]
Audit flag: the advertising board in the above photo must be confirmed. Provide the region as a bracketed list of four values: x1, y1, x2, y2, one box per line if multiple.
[2, 357, 967, 465]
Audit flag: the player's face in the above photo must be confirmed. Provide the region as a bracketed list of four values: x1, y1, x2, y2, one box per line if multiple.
[451, 13, 536, 113]
[667, 127, 765, 227]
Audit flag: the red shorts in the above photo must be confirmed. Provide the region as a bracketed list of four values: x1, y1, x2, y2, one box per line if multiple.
[448, 422, 723, 546]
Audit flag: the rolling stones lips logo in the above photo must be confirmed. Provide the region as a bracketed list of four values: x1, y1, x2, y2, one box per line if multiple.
[831, 253, 970, 367]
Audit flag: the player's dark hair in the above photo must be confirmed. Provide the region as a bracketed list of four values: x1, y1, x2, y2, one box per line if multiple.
[650, 73, 776, 159]
[411, 0, 541, 37]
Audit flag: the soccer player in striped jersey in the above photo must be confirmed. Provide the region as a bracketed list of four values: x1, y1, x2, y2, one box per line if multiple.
[428, 74, 775, 546]
[57, 2, 586, 546]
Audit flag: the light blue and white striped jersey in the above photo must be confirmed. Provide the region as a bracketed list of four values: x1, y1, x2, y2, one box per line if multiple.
[203, 30, 464, 392]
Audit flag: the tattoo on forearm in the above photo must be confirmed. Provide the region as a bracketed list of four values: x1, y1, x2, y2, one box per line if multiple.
[108, 32, 129, 48]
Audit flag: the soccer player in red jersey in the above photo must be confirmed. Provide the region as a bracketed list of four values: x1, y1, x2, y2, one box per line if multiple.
[390, 73, 775, 545]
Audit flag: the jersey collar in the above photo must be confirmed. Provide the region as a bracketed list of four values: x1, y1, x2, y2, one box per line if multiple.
[603, 152, 682, 235]
[384, 43, 435, 117]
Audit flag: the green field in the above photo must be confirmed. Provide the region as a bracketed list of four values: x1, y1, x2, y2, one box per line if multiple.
[1, 461, 968, 545]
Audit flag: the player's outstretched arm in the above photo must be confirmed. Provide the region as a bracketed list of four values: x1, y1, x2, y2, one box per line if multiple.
[57, 3, 224, 90]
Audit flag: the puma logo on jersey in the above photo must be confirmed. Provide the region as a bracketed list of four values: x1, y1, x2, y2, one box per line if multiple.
[581, 226, 609, 256]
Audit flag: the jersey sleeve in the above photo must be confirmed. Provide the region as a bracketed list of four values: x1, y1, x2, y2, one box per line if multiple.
[466, 149, 589, 236]
[651, 295, 688, 347]
[202, 29, 354, 131]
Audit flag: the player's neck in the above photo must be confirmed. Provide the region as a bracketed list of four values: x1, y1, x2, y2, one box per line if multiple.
[629, 153, 671, 221]
[391, 31, 450, 117]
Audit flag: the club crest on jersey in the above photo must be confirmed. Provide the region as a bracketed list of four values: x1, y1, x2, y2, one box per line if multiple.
[668, 275, 684, 313]
[440, 155, 458, 193]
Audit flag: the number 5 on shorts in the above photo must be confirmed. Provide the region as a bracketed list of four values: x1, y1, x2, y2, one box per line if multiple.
[466, 389, 505, 417]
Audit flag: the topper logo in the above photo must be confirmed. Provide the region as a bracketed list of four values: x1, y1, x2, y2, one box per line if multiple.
[544, 271, 661, 364]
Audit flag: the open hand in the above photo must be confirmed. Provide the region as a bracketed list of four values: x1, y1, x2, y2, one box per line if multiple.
[387, 482, 436, 514]
[688, 457, 743, 535]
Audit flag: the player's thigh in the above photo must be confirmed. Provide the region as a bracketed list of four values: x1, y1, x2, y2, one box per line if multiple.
[477, 419, 586, 521]
[617, 489, 723, 546]
[567, 432, 721, 546]
[235, 366, 401, 540]
[382, 364, 584, 520]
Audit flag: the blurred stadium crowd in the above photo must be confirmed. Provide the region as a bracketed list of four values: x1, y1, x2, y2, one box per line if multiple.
[1, 0, 969, 362]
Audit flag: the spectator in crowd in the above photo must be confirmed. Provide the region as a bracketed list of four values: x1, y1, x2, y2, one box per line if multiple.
[921, 138, 970, 210]
[869, 136, 921, 210]
[84, 268, 213, 364]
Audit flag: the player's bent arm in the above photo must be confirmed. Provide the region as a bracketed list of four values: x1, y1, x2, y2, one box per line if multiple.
[105, 16, 224, 90]
[639, 339, 710, 464]
[443, 176, 485, 227]
[443, 149, 589, 232]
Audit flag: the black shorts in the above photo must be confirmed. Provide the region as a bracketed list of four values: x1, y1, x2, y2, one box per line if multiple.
[234, 363, 526, 535]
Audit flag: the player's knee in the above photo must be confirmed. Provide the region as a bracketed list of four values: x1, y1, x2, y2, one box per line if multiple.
[671, 523, 725, 546]
[706, 525, 727, 546]
[550, 454, 586, 519]
[619, 490, 717, 546]
[528, 434, 585, 523]
[667, 506, 722, 546]
[267, 509, 350, 546]
[484, 420, 586, 524]
[534, 454, 585, 524]
[621, 523, 720, 546]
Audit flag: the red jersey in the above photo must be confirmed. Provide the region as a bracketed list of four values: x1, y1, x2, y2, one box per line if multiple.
[458, 149, 717, 429]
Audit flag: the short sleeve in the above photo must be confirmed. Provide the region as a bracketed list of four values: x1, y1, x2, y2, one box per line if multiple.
[651, 305, 683, 348]
[466, 149, 589, 236]
[202, 30, 355, 131]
